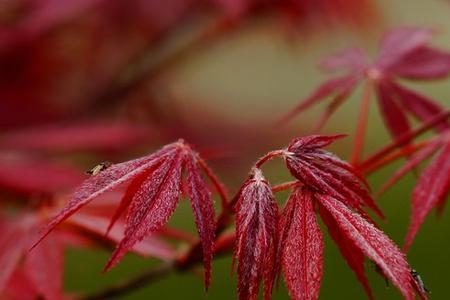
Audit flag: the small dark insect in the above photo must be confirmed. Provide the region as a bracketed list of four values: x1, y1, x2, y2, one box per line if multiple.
[411, 269, 429, 294]
[86, 161, 111, 176]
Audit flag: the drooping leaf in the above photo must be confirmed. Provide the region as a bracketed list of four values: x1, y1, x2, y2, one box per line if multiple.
[318, 194, 416, 300]
[280, 187, 323, 300]
[405, 143, 450, 251]
[318, 204, 374, 300]
[234, 168, 278, 300]
[185, 153, 216, 289]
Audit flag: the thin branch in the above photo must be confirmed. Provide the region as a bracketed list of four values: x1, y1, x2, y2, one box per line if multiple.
[198, 156, 229, 209]
[80, 262, 174, 300]
[254, 150, 286, 168]
[272, 180, 301, 193]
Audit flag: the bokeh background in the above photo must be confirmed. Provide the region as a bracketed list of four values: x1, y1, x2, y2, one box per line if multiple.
[1, 0, 450, 299]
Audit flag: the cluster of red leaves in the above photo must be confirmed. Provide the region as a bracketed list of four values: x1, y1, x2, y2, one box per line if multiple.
[33, 139, 227, 288]
[282, 27, 450, 142]
[234, 135, 425, 300]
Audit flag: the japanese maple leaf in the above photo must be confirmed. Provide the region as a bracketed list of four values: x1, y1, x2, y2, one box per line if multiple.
[375, 129, 450, 251]
[234, 168, 278, 300]
[278, 186, 426, 300]
[282, 134, 384, 218]
[32, 139, 226, 289]
[282, 27, 450, 150]
[235, 134, 425, 300]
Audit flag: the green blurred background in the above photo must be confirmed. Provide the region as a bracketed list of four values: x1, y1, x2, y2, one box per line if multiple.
[65, 0, 450, 299]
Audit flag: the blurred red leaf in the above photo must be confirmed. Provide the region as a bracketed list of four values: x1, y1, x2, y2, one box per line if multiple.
[283, 26, 450, 142]
[68, 212, 176, 260]
[0, 155, 84, 195]
[0, 122, 154, 153]
[25, 234, 64, 300]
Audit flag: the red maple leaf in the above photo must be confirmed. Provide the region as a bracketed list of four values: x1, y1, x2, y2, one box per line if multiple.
[374, 129, 450, 251]
[234, 168, 278, 300]
[236, 134, 425, 300]
[283, 135, 383, 218]
[32, 139, 227, 289]
[281, 27, 450, 162]
[277, 186, 421, 300]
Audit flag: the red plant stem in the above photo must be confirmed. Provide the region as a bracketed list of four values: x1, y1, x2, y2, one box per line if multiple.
[358, 109, 450, 171]
[350, 80, 373, 165]
[272, 180, 302, 193]
[255, 150, 286, 168]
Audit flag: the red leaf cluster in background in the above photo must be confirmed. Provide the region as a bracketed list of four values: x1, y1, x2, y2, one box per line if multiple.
[282, 27, 450, 150]
[234, 135, 425, 300]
